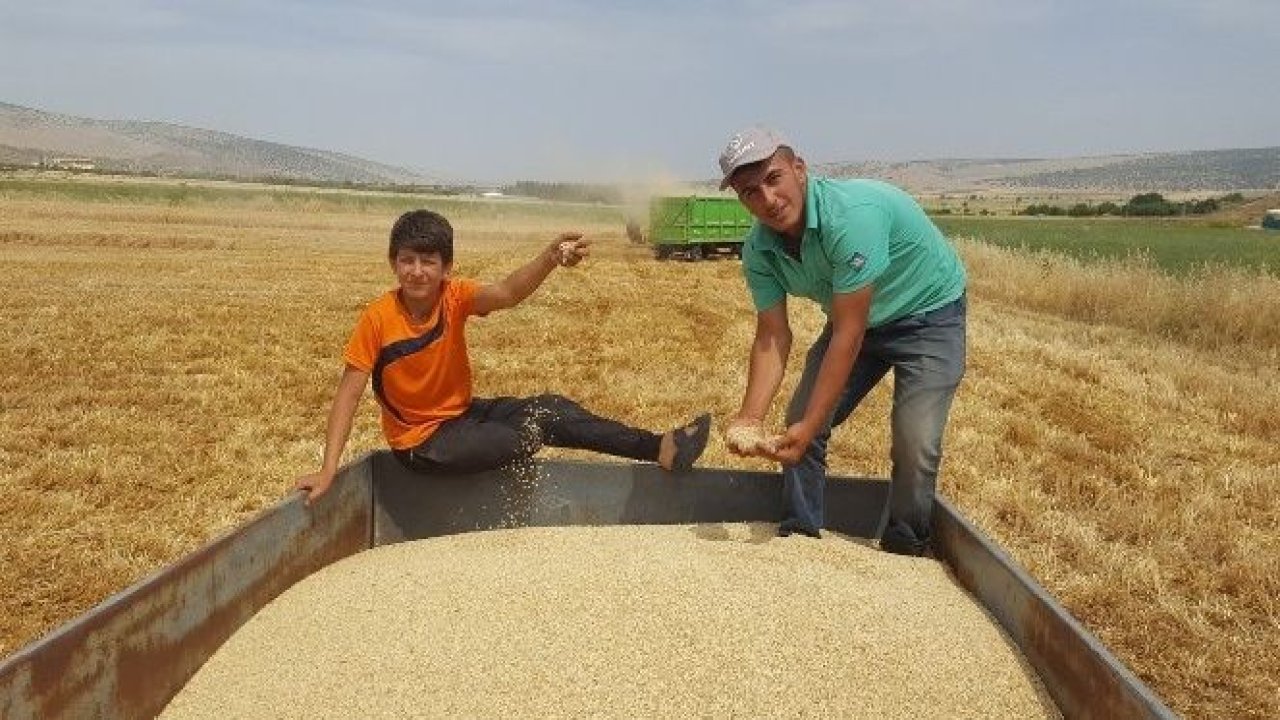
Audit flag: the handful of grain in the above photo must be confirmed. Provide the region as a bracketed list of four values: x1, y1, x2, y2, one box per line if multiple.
[557, 240, 587, 267]
[725, 423, 775, 454]
[557, 241, 576, 264]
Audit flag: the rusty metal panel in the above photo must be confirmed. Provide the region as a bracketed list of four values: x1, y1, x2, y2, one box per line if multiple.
[933, 496, 1177, 720]
[370, 453, 891, 545]
[0, 456, 374, 720]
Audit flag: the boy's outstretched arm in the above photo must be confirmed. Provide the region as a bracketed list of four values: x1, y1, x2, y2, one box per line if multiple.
[294, 365, 369, 505]
[473, 232, 589, 314]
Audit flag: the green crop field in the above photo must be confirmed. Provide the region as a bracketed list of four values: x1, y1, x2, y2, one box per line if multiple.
[935, 216, 1280, 275]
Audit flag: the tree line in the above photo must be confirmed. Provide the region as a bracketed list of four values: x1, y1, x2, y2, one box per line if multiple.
[1019, 192, 1245, 217]
[502, 181, 626, 205]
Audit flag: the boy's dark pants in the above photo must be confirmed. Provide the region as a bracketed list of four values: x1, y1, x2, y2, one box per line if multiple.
[393, 394, 661, 474]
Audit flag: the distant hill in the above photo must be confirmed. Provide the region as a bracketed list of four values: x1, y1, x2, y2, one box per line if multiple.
[3, 100, 1276, 192]
[0, 102, 434, 185]
[817, 147, 1280, 194]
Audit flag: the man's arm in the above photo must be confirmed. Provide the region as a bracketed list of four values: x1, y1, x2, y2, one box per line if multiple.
[294, 365, 370, 505]
[726, 302, 791, 455]
[766, 286, 872, 464]
[473, 232, 589, 315]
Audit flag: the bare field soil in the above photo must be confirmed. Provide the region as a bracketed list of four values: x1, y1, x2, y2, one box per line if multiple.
[0, 192, 1276, 719]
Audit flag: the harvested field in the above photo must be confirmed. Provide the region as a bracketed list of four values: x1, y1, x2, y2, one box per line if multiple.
[1, 182, 1277, 718]
[160, 524, 1059, 719]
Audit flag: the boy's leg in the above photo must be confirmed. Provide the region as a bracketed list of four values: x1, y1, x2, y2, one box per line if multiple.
[501, 393, 663, 462]
[397, 395, 695, 474]
[395, 399, 527, 474]
[782, 324, 889, 536]
[876, 298, 967, 555]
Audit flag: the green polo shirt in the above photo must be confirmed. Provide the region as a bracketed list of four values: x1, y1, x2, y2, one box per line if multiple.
[741, 177, 966, 328]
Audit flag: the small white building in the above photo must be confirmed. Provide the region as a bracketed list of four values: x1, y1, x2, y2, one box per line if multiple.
[46, 157, 96, 171]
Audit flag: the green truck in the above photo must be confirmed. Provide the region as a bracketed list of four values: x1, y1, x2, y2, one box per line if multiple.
[643, 195, 754, 260]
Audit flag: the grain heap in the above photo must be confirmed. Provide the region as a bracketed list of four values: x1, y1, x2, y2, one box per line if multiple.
[161, 523, 1060, 719]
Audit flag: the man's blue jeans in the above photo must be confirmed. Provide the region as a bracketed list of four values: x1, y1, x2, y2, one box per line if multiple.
[781, 295, 966, 544]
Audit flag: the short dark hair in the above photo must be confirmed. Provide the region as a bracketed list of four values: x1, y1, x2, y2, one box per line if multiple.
[388, 209, 453, 264]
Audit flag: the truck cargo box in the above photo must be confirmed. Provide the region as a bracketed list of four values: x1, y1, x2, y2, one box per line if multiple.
[649, 195, 753, 260]
[0, 454, 1176, 719]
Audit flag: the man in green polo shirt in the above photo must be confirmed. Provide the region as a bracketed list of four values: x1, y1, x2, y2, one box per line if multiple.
[718, 126, 966, 555]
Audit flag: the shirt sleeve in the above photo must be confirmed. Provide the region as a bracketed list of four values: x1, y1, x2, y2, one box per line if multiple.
[825, 202, 890, 294]
[449, 277, 481, 318]
[341, 306, 381, 372]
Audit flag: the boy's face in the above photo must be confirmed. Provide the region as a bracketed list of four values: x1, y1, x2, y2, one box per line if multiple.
[391, 249, 450, 306]
[730, 151, 808, 240]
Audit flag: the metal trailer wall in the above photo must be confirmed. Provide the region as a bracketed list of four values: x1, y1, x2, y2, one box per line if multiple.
[934, 498, 1176, 719]
[0, 453, 1178, 719]
[0, 459, 374, 720]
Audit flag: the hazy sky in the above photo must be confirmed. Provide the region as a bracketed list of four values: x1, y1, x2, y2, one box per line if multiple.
[2, 1, 1277, 183]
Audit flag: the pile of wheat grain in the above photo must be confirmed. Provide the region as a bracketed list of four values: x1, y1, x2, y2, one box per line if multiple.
[161, 523, 1058, 719]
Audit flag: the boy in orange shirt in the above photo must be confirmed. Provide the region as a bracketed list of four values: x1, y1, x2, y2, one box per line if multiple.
[296, 209, 711, 504]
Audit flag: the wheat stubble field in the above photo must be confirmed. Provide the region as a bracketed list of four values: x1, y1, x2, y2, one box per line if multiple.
[1, 181, 1277, 719]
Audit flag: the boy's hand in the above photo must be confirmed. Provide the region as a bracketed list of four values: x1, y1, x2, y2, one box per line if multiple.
[293, 470, 335, 506]
[554, 232, 590, 267]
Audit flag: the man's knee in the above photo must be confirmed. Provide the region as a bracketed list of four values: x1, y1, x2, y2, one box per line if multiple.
[890, 410, 950, 481]
[892, 441, 942, 479]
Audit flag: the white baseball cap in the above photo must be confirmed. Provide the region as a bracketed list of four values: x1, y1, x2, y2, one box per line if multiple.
[717, 126, 790, 190]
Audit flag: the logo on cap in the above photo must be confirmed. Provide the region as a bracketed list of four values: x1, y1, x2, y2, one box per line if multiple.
[723, 136, 756, 168]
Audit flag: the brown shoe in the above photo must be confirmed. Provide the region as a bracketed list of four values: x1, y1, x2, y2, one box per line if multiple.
[670, 413, 712, 472]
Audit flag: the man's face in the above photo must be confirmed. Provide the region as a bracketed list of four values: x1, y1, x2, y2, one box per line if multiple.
[391, 249, 450, 306]
[729, 151, 808, 239]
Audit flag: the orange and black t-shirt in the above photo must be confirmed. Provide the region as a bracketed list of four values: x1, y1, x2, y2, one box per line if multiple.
[342, 279, 480, 450]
